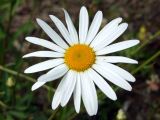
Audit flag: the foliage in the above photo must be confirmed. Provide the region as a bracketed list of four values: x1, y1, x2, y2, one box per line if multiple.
[0, 0, 160, 120]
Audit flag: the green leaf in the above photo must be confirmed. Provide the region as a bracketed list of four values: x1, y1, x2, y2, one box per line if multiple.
[13, 21, 34, 39]
[8, 21, 34, 49]
[9, 111, 27, 119]
[6, 115, 14, 120]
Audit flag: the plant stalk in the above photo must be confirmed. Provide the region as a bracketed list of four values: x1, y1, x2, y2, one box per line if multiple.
[0, 65, 55, 92]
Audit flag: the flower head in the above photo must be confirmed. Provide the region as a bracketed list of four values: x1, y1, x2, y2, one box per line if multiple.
[23, 6, 139, 116]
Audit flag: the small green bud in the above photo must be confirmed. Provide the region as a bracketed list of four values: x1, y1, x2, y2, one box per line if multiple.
[116, 109, 127, 120]
[6, 77, 15, 87]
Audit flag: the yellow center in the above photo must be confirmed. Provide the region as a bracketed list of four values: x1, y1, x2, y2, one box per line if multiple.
[64, 44, 96, 72]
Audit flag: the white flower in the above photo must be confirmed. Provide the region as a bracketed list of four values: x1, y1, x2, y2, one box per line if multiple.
[23, 6, 139, 116]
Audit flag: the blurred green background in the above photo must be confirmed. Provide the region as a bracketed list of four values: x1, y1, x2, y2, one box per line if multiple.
[0, 0, 160, 120]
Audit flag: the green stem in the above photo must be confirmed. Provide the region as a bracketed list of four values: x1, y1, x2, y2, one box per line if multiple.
[0, 91, 5, 96]
[2, 2, 14, 59]
[0, 65, 55, 92]
[0, 100, 8, 109]
[48, 109, 58, 120]
[131, 31, 160, 56]
[0, 2, 14, 75]
[131, 51, 160, 74]
[66, 113, 78, 120]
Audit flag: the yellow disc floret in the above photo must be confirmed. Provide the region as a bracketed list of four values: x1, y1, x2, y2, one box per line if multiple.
[64, 44, 96, 72]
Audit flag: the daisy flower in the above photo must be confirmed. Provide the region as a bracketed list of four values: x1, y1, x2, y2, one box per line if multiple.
[23, 6, 139, 116]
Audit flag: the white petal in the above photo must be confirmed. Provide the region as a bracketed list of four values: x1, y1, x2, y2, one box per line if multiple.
[36, 18, 69, 49]
[61, 70, 77, 106]
[38, 64, 68, 82]
[85, 11, 103, 45]
[81, 72, 98, 116]
[63, 9, 79, 44]
[31, 81, 46, 91]
[94, 23, 128, 51]
[74, 73, 81, 113]
[87, 68, 117, 100]
[79, 6, 89, 44]
[97, 61, 135, 82]
[25, 37, 65, 53]
[96, 40, 140, 55]
[24, 58, 64, 73]
[93, 64, 132, 91]
[90, 17, 122, 47]
[85, 71, 98, 115]
[49, 15, 73, 45]
[52, 74, 68, 110]
[96, 56, 138, 64]
[23, 51, 64, 58]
